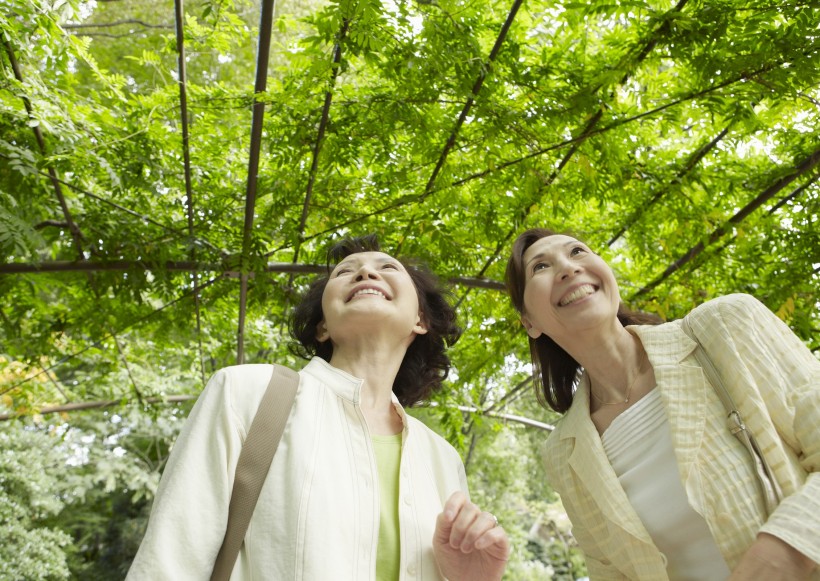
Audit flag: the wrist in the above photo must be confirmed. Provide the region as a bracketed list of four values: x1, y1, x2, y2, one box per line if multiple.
[752, 533, 816, 574]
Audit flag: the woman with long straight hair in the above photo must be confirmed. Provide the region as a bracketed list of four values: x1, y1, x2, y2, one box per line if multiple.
[505, 227, 819, 580]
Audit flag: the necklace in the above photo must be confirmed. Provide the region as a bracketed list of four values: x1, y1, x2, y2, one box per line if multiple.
[589, 352, 648, 406]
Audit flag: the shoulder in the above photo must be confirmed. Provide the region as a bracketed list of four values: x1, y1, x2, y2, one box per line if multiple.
[205, 364, 277, 397]
[686, 293, 776, 336]
[690, 293, 767, 319]
[205, 364, 283, 427]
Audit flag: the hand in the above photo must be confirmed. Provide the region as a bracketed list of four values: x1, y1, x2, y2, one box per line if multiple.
[728, 533, 816, 581]
[432, 491, 510, 581]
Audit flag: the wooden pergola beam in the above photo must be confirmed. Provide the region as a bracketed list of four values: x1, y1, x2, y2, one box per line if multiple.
[238, 0, 276, 364]
[421, 0, 526, 199]
[634, 146, 820, 298]
[0, 260, 505, 290]
[0, 396, 552, 431]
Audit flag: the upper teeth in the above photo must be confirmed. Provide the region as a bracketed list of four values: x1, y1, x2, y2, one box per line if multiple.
[352, 288, 385, 299]
[560, 284, 595, 306]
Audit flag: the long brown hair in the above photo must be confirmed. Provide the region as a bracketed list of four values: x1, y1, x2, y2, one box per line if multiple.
[505, 228, 662, 413]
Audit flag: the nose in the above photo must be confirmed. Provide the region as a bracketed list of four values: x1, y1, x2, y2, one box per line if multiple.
[557, 257, 581, 280]
[354, 263, 380, 281]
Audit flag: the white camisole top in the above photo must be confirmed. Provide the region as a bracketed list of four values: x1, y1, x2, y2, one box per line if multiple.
[601, 388, 731, 580]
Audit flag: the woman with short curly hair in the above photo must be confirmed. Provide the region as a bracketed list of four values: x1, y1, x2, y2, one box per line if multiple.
[289, 234, 460, 407]
[128, 234, 509, 581]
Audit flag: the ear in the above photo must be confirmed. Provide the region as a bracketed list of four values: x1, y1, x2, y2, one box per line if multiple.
[520, 315, 543, 339]
[413, 312, 428, 336]
[316, 320, 330, 342]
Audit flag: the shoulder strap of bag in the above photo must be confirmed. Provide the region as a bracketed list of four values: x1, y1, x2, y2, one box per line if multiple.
[680, 317, 783, 516]
[210, 365, 300, 581]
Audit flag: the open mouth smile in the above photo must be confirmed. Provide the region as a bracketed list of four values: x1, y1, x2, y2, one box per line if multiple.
[559, 284, 597, 307]
[347, 287, 391, 302]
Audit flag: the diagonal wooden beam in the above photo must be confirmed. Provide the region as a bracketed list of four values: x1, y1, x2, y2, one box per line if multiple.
[395, 0, 526, 256]
[452, 0, 690, 309]
[659, 172, 820, 288]
[4, 40, 84, 258]
[420, 0, 525, 200]
[0, 397, 553, 429]
[3, 27, 215, 394]
[7, 35, 129, 376]
[423, 402, 554, 432]
[767, 172, 819, 215]
[633, 146, 820, 298]
[238, 0, 276, 365]
[450, 44, 817, 191]
[292, 18, 350, 266]
[608, 124, 732, 246]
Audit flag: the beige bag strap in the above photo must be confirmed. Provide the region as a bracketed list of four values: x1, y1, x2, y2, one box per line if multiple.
[210, 365, 300, 581]
[681, 317, 783, 516]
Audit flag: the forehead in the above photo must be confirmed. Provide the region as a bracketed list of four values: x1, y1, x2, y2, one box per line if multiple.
[334, 251, 400, 267]
[522, 235, 581, 262]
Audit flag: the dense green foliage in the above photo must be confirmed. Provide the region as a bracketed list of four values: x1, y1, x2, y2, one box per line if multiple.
[1, 0, 818, 577]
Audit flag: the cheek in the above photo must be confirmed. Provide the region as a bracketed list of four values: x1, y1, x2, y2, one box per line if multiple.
[522, 277, 549, 312]
[319, 289, 335, 321]
[595, 261, 620, 300]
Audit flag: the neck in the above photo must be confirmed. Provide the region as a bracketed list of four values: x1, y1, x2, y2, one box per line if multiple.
[562, 324, 646, 403]
[328, 342, 405, 412]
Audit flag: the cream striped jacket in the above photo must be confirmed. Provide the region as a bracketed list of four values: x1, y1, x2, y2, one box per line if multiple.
[543, 294, 820, 580]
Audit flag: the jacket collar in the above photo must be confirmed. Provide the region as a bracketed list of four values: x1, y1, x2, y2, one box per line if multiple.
[561, 373, 655, 546]
[302, 356, 364, 402]
[631, 321, 705, 495]
[558, 321, 703, 548]
[301, 357, 409, 432]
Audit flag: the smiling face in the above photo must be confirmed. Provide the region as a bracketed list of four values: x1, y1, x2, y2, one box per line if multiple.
[520, 235, 621, 343]
[318, 251, 427, 345]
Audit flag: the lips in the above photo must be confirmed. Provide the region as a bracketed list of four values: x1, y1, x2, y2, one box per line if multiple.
[559, 283, 597, 306]
[346, 285, 391, 302]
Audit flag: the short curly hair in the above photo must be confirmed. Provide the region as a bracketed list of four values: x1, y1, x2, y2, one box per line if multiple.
[289, 234, 462, 407]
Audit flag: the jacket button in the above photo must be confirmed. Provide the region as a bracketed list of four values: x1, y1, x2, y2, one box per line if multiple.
[407, 563, 417, 576]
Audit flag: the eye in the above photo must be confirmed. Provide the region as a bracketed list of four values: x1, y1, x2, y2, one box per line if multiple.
[381, 263, 399, 270]
[570, 246, 586, 256]
[333, 266, 352, 276]
[532, 262, 549, 273]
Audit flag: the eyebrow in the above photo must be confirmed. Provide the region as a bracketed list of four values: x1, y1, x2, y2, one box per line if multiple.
[334, 255, 397, 269]
[525, 240, 577, 268]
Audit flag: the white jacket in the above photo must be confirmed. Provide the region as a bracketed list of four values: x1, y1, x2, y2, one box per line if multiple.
[127, 357, 469, 580]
